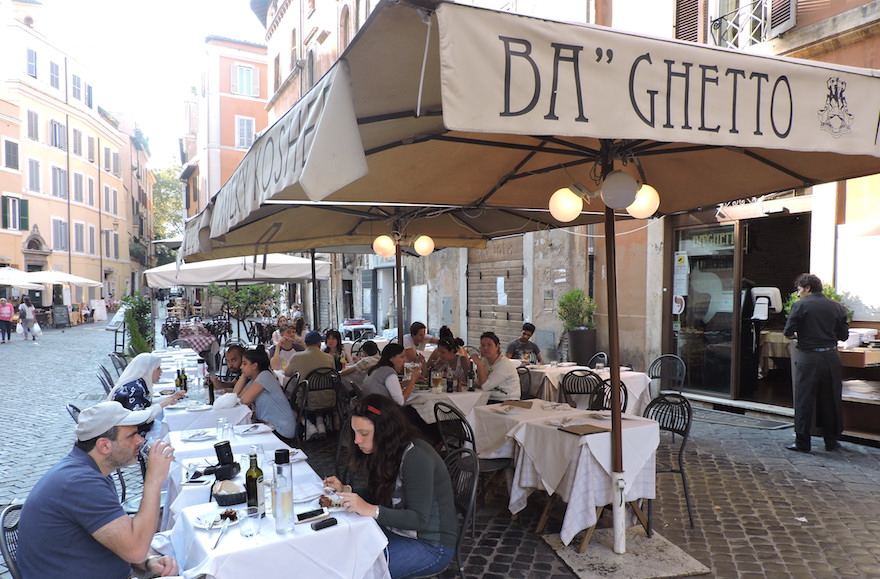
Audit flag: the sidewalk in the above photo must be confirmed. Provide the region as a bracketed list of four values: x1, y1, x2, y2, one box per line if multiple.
[2, 320, 879, 577]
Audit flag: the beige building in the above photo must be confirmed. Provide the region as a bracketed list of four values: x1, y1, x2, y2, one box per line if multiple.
[0, 0, 147, 307]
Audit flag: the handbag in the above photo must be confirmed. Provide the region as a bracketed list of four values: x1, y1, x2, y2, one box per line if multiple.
[33, 322, 43, 337]
[15, 322, 23, 335]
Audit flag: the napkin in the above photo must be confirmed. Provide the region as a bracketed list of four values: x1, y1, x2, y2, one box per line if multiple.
[234, 423, 272, 435]
[494, 405, 524, 415]
[212, 393, 239, 409]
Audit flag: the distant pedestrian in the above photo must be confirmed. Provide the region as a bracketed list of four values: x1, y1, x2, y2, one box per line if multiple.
[0, 297, 14, 343]
[19, 296, 37, 341]
[783, 273, 849, 453]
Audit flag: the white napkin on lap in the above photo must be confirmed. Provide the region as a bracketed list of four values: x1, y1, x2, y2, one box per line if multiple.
[212, 393, 239, 409]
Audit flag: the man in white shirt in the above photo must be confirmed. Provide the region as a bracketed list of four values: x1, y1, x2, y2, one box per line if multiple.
[402, 321, 438, 365]
[469, 331, 521, 401]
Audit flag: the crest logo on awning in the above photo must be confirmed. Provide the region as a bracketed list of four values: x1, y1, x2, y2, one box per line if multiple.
[818, 77, 853, 137]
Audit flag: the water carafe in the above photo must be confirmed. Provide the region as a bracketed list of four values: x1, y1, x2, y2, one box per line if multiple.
[272, 449, 293, 533]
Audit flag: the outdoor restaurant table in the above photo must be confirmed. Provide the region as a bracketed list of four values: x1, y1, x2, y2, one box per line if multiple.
[154, 462, 390, 579]
[507, 410, 659, 545]
[179, 322, 219, 356]
[526, 365, 652, 414]
[167, 426, 290, 462]
[160, 403, 252, 433]
[405, 389, 491, 424]
[343, 338, 390, 359]
[467, 401, 587, 459]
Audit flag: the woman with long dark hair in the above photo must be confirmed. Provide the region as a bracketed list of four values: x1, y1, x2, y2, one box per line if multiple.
[361, 343, 421, 404]
[324, 395, 456, 579]
[323, 329, 353, 370]
[233, 345, 297, 439]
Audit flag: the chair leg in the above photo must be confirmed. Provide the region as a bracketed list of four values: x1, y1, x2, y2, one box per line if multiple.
[535, 494, 556, 534]
[680, 470, 695, 529]
[577, 507, 605, 553]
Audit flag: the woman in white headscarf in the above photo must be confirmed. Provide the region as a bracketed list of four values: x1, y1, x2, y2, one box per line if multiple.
[108, 353, 185, 443]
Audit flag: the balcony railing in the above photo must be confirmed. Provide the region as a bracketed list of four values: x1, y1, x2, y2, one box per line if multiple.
[711, 1, 767, 50]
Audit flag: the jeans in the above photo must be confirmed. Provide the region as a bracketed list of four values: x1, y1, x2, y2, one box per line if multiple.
[383, 528, 455, 579]
[0, 320, 10, 341]
[22, 318, 34, 339]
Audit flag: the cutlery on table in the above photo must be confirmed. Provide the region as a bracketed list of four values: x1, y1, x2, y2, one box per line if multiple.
[212, 517, 231, 550]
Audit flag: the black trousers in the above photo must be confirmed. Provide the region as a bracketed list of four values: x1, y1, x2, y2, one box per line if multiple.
[792, 348, 843, 448]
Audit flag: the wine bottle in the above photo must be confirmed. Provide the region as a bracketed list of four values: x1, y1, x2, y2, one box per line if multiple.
[174, 369, 182, 390]
[181, 370, 188, 392]
[467, 361, 475, 391]
[246, 453, 265, 516]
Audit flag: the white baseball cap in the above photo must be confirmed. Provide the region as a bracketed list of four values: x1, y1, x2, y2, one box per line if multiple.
[75, 402, 154, 441]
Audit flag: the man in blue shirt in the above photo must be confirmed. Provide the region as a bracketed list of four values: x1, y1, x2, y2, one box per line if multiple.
[18, 402, 179, 578]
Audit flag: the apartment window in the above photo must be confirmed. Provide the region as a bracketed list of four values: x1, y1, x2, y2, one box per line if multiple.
[307, 0, 316, 17]
[290, 29, 298, 71]
[88, 225, 95, 254]
[103, 185, 110, 212]
[87, 136, 95, 162]
[73, 173, 84, 202]
[3, 140, 19, 170]
[307, 50, 315, 88]
[72, 74, 82, 100]
[87, 177, 95, 205]
[113, 232, 119, 259]
[27, 159, 40, 191]
[74, 222, 85, 252]
[236, 116, 256, 148]
[27, 110, 38, 140]
[51, 167, 68, 198]
[1, 196, 27, 231]
[85, 84, 93, 108]
[104, 230, 111, 257]
[112, 152, 120, 176]
[50, 120, 67, 150]
[274, 55, 281, 93]
[72, 129, 82, 156]
[52, 218, 69, 251]
[112, 188, 118, 214]
[231, 64, 260, 97]
[103, 147, 111, 171]
[50, 62, 60, 88]
[26, 49, 37, 78]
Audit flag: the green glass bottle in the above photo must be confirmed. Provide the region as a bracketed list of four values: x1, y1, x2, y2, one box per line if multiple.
[245, 453, 265, 516]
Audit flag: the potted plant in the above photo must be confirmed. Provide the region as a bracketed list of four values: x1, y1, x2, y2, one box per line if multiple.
[557, 289, 597, 365]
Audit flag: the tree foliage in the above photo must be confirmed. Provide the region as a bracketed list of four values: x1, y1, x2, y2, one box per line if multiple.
[207, 283, 280, 322]
[152, 165, 184, 240]
[122, 291, 153, 355]
[557, 289, 597, 331]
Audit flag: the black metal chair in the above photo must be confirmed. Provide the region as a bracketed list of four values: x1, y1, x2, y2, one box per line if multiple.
[282, 372, 300, 396]
[97, 372, 113, 395]
[411, 448, 479, 579]
[168, 338, 194, 350]
[64, 403, 132, 505]
[292, 368, 343, 441]
[433, 402, 510, 535]
[594, 378, 629, 412]
[559, 369, 603, 408]
[464, 345, 480, 359]
[643, 393, 695, 531]
[517, 366, 538, 400]
[65, 403, 81, 423]
[587, 351, 608, 368]
[99, 365, 115, 387]
[108, 352, 128, 376]
[1, 504, 22, 579]
[647, 354, 687, 398]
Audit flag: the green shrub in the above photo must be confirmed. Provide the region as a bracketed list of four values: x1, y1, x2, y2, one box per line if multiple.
[557, 289, 596, 331]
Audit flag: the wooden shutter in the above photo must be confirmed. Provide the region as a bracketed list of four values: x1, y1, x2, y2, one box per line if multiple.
[231, 65, 239, 94]
[1, 196, 7, 229]
[466, 238, 524, 347]
[768, 0, 796, 39]
[251, 68, 260, 97]
[675, 0, 705, 43]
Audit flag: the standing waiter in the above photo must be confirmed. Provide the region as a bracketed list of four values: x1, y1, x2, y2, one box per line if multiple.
[783, 273, 849, 453]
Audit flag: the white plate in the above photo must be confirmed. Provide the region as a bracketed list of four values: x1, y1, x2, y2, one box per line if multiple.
[185, 405, 211, 412]
[167, 400, 203, 410]
[194, 511, 241, 529]
[293, 485, 323, 503]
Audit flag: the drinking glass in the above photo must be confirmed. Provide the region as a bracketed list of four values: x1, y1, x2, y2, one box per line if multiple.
[239, 506, 262, 537]
[430, 371, 443, 393]
[594, 361, 606, 372]
[216, 418, 229, 440]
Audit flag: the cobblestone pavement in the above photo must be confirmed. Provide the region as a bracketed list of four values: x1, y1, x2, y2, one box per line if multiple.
[2, 321, 880, 577]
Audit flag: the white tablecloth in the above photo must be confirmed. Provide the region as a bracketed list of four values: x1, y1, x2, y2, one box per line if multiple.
[467, 401, 584, 459]
[162, 405, 252, 433]
[167, 429, 291, 462]
[526, 366, 652, 415]
[406, 390, 491, 424]
[155, 467, 389, 578]
[508, 412, 658, 545]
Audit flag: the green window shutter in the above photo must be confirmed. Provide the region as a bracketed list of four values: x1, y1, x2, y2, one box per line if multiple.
[1, 196, 7, 229]
[19, 199, 28, 231]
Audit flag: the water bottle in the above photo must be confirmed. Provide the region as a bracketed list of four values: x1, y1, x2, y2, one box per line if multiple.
[273, 449, 293, 534]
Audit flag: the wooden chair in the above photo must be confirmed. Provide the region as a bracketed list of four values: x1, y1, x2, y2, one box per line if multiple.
[0, 504, 23, 579]
[647, 354, 687, 398]
[643, 393, 695, 531]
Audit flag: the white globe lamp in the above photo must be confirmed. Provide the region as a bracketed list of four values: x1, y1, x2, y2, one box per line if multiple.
[372, 235, 396, 258]
[600, 171, 639, 209]
[548, 187, 583, 222]
[413, 235, 435, 256]
[626, 184, 660, 219]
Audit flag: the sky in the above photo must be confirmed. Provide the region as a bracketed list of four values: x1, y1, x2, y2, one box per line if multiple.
[41, 0, 266, 169]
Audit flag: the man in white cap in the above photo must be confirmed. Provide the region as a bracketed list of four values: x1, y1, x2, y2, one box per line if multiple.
[17, 402, 178, 578]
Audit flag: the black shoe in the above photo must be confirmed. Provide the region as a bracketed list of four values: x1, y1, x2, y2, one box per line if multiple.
[785, 442, 811, 453]
[825, 441, 841, 451]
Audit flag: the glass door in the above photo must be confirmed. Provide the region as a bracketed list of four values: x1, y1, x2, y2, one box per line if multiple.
[673, 225, 736, 395]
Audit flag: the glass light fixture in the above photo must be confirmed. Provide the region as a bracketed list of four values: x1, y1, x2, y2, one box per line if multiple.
[600, 171, 639, 209]
[413, 235, 435, 256]
[548, 187, 583, 222]
[626, 184, 660, 219]
[372, 235, 396, 258]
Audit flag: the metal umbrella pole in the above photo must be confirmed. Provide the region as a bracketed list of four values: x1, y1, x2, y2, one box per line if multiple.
[395, 243, 404, 345]
[311, 248, 319, 330]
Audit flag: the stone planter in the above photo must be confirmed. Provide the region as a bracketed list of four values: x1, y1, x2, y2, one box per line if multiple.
[567, 328, 597, 366]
